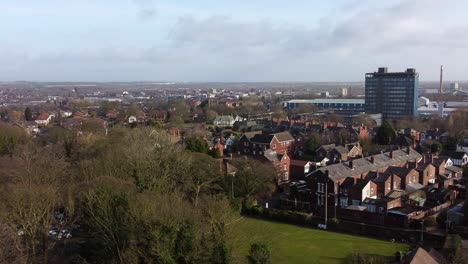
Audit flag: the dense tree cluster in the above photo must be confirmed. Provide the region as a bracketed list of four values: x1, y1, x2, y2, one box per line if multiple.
[0, 125, 274, 263]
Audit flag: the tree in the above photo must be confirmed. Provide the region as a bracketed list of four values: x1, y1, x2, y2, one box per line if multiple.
[431, 142, 443, 154]
[187, 153, 223, 207]
[0, 123, 26, 156]
[174, 221, 195, 264]
[231, 159, 276, 197]
[376, 121, 395, 145]
[186, 137, 209, 154]
[5, 185, 59, 263]
[147, 120, 163, 129]
[0, 110, 7, 119]
[24, 107, 32, 121]
[247, 242, 271, 264]
[305, 134, 321, 155]
[79, 184, 132, 263]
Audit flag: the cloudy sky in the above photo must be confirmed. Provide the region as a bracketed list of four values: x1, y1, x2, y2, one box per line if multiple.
[1, 0, 468, 82]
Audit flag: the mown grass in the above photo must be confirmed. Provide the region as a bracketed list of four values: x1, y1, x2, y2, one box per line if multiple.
[230, 217, 409, 264]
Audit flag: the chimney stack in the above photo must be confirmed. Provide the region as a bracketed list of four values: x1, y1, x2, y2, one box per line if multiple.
[350, 160, 354, 169]
[407, 147, 411, 155]
[371, 156, 375, 164]
[439, 65, 443, 95]
[423, 155, 426, 164]
[431, 154, 435, 163]
[390, 151, 394, 159]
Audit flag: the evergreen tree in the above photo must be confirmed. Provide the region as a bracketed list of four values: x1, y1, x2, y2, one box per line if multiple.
[24, 107, 32, 121]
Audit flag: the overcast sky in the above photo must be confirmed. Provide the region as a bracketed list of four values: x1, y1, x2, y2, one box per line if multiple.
[1, 0, 468, 82]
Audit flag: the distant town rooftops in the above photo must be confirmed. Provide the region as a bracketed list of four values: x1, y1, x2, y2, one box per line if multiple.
[285, 99, 365, 104]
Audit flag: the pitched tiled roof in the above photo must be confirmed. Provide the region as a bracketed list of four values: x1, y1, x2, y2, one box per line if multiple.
[273, 131, 294, 142]
[290, 160, 311, 167]
[386, 166, 414, 177]
[308, 148, 422, 182]
[242, 131, 262, 141]
[317, 144, 335, 152]
[333, 146, 349, 154]
[440, 151, 467, 160]
[250, 134, 274, 144]
[263, 149, 282, 163]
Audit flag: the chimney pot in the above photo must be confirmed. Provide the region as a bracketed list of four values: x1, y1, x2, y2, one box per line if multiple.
[390, 151, 394, 159]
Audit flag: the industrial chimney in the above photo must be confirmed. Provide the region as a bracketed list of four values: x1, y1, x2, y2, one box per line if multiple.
[439, 65, 443, 95]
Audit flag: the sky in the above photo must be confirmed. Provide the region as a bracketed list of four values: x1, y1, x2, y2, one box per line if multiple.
[1, 0, 468, 82]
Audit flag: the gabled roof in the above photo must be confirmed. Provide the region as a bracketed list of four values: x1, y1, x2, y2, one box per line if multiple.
[317, 144, 336, 152]
[415, 162, 434, 172]
[272, 131, 294, 142]
[290, 160, 312, 167]
[263, 149, 285, 163]
[385, 166, 414, 177]
[432, 157, 447, 167]
[446, 166, 463, 173]
[308, 148, 422, 182]
[250, 134, 274, 144]
[350, 179, 369, 191]
[440, 151, 468, 160]
[333, 146, 349, 154]
[405, 247, 445, 264]
[35, 112, 50, 121]
[241, 131, 262, 141]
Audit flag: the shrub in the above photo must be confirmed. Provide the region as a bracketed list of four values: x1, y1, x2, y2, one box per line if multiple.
[247, 242, 271, 264]
[423, 216, 437, 227]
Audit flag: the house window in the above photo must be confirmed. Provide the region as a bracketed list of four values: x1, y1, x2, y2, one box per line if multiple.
[317, 194, 324, 206]
[244, 149, 248, 153]
[283, 172, 288, 181]
[259, 151, 263, 155]
[370, 187, 374, 195]
[387, 182, 391, 191]
[253, 144, 256, 148]
[340, 198, 348, 208]
[253, 151, 256, 155]
[393, 181, 397, 189]
[317, 183, 325, 193]
[244, 142, 249, 147]
[272, 144, 276, 149]
[412, 176, 416, 183]
[283, 164, 287, 170]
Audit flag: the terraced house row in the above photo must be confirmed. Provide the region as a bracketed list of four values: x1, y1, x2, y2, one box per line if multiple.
[304, 147, 463, 225]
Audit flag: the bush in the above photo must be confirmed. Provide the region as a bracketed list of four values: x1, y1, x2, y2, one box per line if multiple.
[424, 216, 437, 227]
[265, 209, 313, 225]
[247, 242, 271, 264]
[328, 218, 340, 229]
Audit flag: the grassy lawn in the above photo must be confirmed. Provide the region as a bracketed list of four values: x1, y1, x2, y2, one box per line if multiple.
[230, 217, 409, 264]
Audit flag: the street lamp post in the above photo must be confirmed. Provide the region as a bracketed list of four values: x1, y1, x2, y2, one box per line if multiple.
[420, 220, 424, 244]
[325, 180, 328, 227]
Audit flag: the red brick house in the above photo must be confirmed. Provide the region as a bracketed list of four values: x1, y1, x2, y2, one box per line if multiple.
[415, 163, 436, 185]
[261, 149, 290, 185]
[305, 147, 422, 216]
[238, 131, 262, 155]
[289, 160, 314, 180]
[239, 131, 294, 156]
[316, 143, 362, 163]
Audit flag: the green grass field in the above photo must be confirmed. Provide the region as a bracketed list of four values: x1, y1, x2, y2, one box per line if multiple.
[230, 217, 409, 264]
